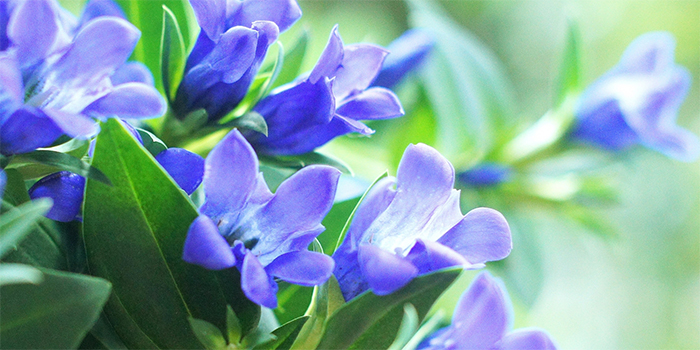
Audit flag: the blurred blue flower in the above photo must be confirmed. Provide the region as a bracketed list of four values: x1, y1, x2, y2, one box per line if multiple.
[418, 272, 557, 350]
[570, 31, 700, 162]
[458, 162, 512, 188]
[0, 169, 6, 196]
[0, 0, 165, 155]
[332, 143, 511, 300]
[173, 0, 301, 122]
[247, 25, 404, 156]
[372, 28, 434, 89]
[182, 129, 339, 308]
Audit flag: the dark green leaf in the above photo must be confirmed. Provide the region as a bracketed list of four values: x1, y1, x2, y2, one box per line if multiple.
[289, 276, 345, 350]
[160, 5, 187, 102]
[83, 119, 256, 349]
[2, 168, 30, 205]
[9, 150, 111, 185]
[315, 268, 461, 350]
[555, 19, 583, 106]
[0, 198, 52, 258]
[271, 30, 309, 90]
[222, 111, 269, 136]
[0, 268, 111, 349]
[259, 152, 353, 175]
[254, 316, 309, 350]
[137, 128, 168, 156]
[188, 318, 228, 350]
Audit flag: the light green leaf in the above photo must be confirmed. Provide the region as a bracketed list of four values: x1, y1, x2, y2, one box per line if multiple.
[160, 5, 187, 102]
[555, 19, 583, 106]
[259, 152, 353, 176]
[0, 198, 52, 258]
[0, 263, 43, 286]
[226, 305, 242, 345]
[8, 150, 111, 185]
[254, 316, 309, 350]
[289, 276, 345, 350]
[271, 30, 309, 90]
[387, 304, 419, 350]
[315, 268, 461, 350]
[0, 268, 111, 349]
[222, 111, 269, 137]
[188, 318, 228, 350]
[257, 41, 285, 101]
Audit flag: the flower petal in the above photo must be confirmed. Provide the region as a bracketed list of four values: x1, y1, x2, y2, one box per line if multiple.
[336, 87, 404, 121]
[496, 329, 558, 350]
[0, 53, 23, 103]
[78, 0, 126, 29]
[155, 148, 205, 195]
[265, 250, 334, 286]
[343, 176, 396, 247]
[358, 244, 417, 295]
[232, 0, 301, 33]
[182, 215, 236, 270]
[438, 207, 511, 264]
[616, 31, 675, 74]
[83, 82, 166, 119]
[0, 108, 63, 155]
[201, 129, 261, 220]
[0, 2, 11, 51]
[241, 251, 278, 308]
[190, 0, 226, 41]
[406, 239, 470, 274]
[111, 61, 155, 85]
[309, 25, 344, 84]
[451, 272, 511, 348]
[43, 108, 99, 139]
[333, 44, 388, 100]
[28, 171, 85, 222]
[8, 0, 61, 65]
[373, 29, 434, 89]
[571, 99, 639, 151]
[0, 170, 5, 197]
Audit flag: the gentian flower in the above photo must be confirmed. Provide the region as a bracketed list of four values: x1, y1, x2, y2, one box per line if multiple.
[0, 169, 6, 196]
[458, 163, 513, 188]
[332, 143, 511, 301]
[372, 28, 434, 89]
[172, 0, 301, 122]
[569, 31, 700, 162]
[246, 25, 404, 156]
[181, 129, 340, 308]
[417, 272, 557, 350]
[0, 0, 165, 155]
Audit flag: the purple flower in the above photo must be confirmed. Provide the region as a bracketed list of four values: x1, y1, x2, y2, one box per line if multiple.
[0, 0, 165, 155]
[332, 143, 511, 301]
[418, 272, 557, 350]
[181, 129, 340, 308]
[246, 25, 404, 156]
[570, 32, 700, 162]
[172, 0, 301, 122]
[372, 28, 434, 89]
[458, 163, 512, 188]
[0, 169, 6, 196]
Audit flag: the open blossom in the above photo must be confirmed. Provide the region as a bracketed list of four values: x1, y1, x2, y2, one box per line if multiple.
[570, 31, 700, 162]
[0, 0, 165, 155]
[172, 0, 301, 122]
[246, 25, 404, 156]
[418, 272, 557, 350]
[181, 129, 340, 308]
[332, 143, 511, 301]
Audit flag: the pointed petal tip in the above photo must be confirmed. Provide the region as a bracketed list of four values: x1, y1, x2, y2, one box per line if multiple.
[182, 215, 236, 270]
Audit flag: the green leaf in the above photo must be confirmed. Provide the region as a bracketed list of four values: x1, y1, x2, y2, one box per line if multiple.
[555, 19, 583, 106]
[222, 111, 269, 137]
[259, 152, 353, 176]
[387, 304, 419, 350]
[137, 128, 169, 157]
[160, 5, 187, 102]
[271, 30, 309, 90]
[289, 276, 345, 350]
[254, 316, 309, 350]
[0, 198, 52, 258]
[0, 263, 43, 286]
[0, 268, 112, 349]
[257, 41, 285, 101]
[83, 118, 258, 349]
[2, 168, 30, 205]
[9, 150, 111, 185]
[315, 268, 461, 350]
[188, 318, 228, 350]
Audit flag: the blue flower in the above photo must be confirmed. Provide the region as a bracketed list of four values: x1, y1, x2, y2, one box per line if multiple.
[0, 169, 6, 196]
[418, 272, 557, 350]
[246, 25, 405, 156]
[570, 32, 700, 162]
[172, 0, 301, 122]
[458, 162, 513, 188]
[332, 143, 511, 301]
[181, 129, 340, 308]
[0, 0, 165, 155]
[372, 28, 434, 89]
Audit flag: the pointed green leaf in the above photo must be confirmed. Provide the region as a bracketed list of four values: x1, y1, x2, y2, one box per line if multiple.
[0, 198, 52, 258]
[222, 111, 269, 137]
[315, 268, 461, 350]
[271, 30, 309, 90]
[555, 19, 583, 106]
[137, 128, 169, 157]
[257, 41, 285, 100]
[254, 316, 309, 350]
[9, 150, 111, 185]
[259, 152, 353, 176]
[160, 5, 187, 102]
[2, 168, 30, 205]
[189, 318, 228, 350]
[289, 276, 345, 350]
[387, 304, 419, 350]
[0, 268, 111, 349]
[226, 305, 242, 344]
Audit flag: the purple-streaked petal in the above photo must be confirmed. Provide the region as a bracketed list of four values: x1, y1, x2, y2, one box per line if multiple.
[201, 129, 260, 219]
[358, 244, 417, 295]
[0, 108, 63, 155]
[373, 29, 434, 89]
[451, 272, 511, 348]
[111, 61, 155, 85]
[182, 215, 236, 270]
[43, 108, 99, 139]
[406, 239, 470, 274]
[309, 25, 344, 84]
[156, 148, 205, 195]
[190, 0, 226, 41]
[616, 32, 675, 74]
[7, 0, 60, 65]
[28, 172, 85, 222]
[49, 17, 140, 87]
[0, 53, 23, 103]
[241, 251, 278, 308]
[231, 0, 301, 33]
[496, 329, 558, 350]
[265, 250, 334, 286]
[438, 207, 511, 264]
[78, 0, 126, 29]
[335, 87, 404, 121]
[333, 44, 388, 100]
[83, 82, 166, 119]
